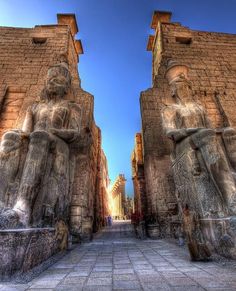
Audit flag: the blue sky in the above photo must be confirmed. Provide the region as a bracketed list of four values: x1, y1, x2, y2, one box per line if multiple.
[0, 0, 236, 196]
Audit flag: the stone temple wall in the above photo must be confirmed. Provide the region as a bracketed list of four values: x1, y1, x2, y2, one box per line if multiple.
[139, 11, 236, 257]
[141, 10, 236, 229]
[0, 14, 107, 241]
[94, 138, 111, 232]
[142, 12, 236, 211]
[131, 133, 146, 218]
[149, 19, 236, 129]
[0, 17, 83, 135]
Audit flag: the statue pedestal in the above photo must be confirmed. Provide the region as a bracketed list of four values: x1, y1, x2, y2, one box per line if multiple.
[0, 228, 60, 281]
[81, 220, 93, 242]
[147, 224, 160, 239]
[201, 217, 236, 259]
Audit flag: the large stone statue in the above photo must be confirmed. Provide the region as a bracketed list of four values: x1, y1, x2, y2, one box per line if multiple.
[0, 60, 84, 229]
[162, 61, 236, 217]
[162, 60, 236, 258]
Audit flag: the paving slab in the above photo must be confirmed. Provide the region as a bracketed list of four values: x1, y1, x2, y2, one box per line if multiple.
[0, 221, 235, 291]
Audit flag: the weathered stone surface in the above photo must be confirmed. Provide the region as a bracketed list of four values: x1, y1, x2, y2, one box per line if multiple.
[131, 134, 147, 238]
[0, 59, 87, 229]
[0, 228, 58, 281]
[0, 13, 110, 278]
[110, 174, 127, 220]
[137, 10, 236, 259]
[1, 221, 236, 290]
[93, 129, 111, 232]
[131, 133, 146, 217]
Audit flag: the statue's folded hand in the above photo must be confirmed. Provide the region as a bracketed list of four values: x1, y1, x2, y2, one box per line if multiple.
[186, 128, 204, 134]
[166, 129, 187, 142]
[49, 128, 79, 142]
[49, 128, 58, 135]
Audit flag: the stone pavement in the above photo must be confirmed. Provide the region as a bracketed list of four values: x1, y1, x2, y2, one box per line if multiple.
[1, 220, 236, 291]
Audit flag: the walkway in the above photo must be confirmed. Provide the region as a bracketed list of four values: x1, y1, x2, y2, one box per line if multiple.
[1, 221, 236, 290]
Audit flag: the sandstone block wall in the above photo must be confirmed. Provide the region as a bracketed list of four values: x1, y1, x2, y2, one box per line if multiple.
[131, 133, 147, 218]
[139, 11, 236, 235]
[0, 228, 58, 281]
[0, 14, 108, 240]
[0, 21, 82, 136]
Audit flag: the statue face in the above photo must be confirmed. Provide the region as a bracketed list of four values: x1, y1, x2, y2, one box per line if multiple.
[45, 66, 70, 98]
[170, 75, 192, 103]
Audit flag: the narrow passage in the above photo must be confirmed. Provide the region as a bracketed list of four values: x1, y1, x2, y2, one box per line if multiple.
[1, 221, 236, 291]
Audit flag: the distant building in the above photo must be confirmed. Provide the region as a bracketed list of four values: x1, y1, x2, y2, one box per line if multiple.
[110, 174, 127, 219]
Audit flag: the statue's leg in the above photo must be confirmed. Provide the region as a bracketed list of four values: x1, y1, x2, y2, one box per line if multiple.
[13, 131, 50, 226]
[191, 129, 236, 215]
[41, 137, 70, 225]
[222, 127, 236, 171]
[0, 131, 22, 207]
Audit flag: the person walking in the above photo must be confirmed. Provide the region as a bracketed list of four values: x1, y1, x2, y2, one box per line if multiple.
[108, 215, 112, 227]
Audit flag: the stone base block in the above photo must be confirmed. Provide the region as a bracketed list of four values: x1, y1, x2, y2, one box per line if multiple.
[81, 220, 93, 242]
[0, 228, 59, 281]
[147, 224, 160, 239]
[201, 216, 236, 259]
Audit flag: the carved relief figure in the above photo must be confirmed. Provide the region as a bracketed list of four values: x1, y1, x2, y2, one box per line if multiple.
[182, 204, 211, 261]
[0, 60, 86, 229]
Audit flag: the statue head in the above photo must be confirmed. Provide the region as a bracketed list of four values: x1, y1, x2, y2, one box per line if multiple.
[43, 61, 71, 100]
[170, 75, 193, 103]
[165, 60, 193, 104]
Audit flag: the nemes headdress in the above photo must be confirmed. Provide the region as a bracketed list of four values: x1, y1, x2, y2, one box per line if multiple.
[165, 60, 189, 84]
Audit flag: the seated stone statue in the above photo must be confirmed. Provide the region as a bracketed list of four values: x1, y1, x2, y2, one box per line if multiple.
[0, 60, 86, 228]
[162, 61, 236, 217]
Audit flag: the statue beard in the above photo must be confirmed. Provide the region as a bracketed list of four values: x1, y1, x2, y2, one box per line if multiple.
[173, 84, 193, 105]
[43, 85, 68, 102]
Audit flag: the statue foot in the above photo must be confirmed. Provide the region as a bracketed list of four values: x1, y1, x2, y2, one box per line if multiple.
[219, 234, 234, 248]
[0, 207, 23, 229]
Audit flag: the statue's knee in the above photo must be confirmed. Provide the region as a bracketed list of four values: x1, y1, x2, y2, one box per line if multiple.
[30, 130, 50, 140]
[223, 127, 236, 138]
[30, 130, 50, 147]
[0, 131, 22, 152]
[191, 129, 216, 149]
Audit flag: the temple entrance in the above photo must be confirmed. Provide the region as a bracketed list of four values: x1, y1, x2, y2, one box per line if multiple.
[2, 220, 236, 290]
[94, 220, 135, 240]
[0, 8, 236, 289]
